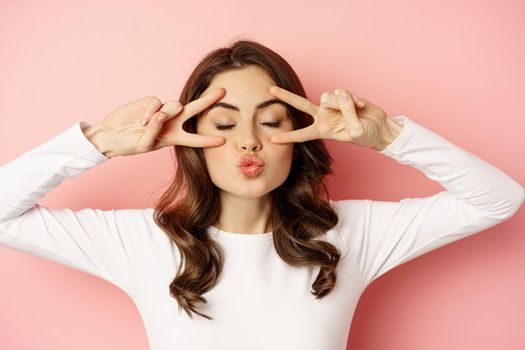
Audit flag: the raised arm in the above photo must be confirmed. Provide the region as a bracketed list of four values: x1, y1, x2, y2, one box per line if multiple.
[333, 115, 524, 287]
[0, 91, 228, 296]
[0, 121, 140, 296]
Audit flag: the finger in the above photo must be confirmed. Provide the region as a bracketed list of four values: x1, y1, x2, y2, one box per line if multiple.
[334, 88, 365, 108]
[270, 124, 319, 144]
[141, 100, 182, 127]
[153, 126, 226, 151]
[178, 133, 227, 148]
[139, 101, 183, 151]
[156, 100, 183, 121]
[176, 88, 227, 124]
[269, 85, 318, 116]
[139, 97, 163, 127]
[336, 90, 361, 129]
[320, 92, 339, 109]
[353, 95, 366, 108]
[138, 110, 174, 152]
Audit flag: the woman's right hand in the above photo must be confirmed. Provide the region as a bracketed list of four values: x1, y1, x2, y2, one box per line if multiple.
[83, 88, 227, 158]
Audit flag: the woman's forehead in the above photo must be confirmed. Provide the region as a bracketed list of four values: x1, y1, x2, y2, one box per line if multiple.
[204, 66, 276, 95]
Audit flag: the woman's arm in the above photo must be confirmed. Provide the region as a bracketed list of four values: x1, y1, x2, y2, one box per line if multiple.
[333, 115, 525, 287]
[0, 122, 142, 297]
[373, 116, 404, 151]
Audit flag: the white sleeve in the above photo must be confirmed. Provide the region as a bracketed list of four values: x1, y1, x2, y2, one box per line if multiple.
[0, 122, 147, 298]
[333, 115, 525, 287]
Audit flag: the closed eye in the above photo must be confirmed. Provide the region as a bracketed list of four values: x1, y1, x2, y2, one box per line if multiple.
[215, 122, 282, 130]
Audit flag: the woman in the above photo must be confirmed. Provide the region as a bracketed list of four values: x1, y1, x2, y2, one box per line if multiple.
[0, 40, 523, 350]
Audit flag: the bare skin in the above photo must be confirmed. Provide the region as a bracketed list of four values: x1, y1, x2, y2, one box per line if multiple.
[83, 89, 228, 158]
[82, 73, 402, 235]
[268, 86, 403, 151]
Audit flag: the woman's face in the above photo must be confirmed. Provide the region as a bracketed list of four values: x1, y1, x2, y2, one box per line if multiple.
[195, 65, 295, 199]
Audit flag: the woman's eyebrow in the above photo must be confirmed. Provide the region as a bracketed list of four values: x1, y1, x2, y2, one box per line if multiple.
[207, 99, 288, 113]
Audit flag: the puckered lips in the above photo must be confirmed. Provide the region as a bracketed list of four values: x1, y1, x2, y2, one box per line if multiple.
[238, 155, 264, 178]
[237, 155, 265, 167]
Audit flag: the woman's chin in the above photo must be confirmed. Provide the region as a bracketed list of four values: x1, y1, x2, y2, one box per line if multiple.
[219, 188, 271, 200]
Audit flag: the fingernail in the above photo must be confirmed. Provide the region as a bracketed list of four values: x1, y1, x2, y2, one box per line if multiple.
[321, 92, 329, 103]
[157, 113, 166, 122]
[340, 91, 348, 100]
[140, 119, 147, 127]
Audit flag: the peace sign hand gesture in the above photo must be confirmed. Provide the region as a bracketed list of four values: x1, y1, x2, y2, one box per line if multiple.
[83, 88, 227, 158]
[268, 86, 402, 151]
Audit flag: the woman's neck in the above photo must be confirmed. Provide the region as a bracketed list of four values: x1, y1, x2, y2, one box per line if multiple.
[216, 192, 273, 234]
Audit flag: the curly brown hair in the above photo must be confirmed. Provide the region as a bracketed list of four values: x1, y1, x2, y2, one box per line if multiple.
[152, 39, 341, 320]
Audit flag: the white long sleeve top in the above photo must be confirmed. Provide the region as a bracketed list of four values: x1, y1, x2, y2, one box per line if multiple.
[1, 115, 523, 350]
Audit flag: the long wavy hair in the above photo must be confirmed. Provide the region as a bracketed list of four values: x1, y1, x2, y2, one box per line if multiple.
[153, 39, 341, 320]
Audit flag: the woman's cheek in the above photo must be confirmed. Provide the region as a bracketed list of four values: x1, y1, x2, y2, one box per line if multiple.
[203, 146, 229, 173]
[268, 142, 294, 164]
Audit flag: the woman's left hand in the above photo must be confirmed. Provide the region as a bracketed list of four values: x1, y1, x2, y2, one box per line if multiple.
[268, 86, 395, 150]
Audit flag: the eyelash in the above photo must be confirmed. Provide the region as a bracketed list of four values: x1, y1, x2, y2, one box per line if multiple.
[215, 122, 282, 130]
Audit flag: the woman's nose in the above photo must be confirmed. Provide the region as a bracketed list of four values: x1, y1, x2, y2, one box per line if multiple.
[238, 125, 262, 151]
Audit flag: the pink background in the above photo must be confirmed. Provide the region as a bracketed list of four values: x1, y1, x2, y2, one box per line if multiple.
[1, 0, 524, 349]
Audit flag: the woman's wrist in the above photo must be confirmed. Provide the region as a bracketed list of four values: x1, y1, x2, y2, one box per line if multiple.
[374, 117, 404, 151]
[82, 123, 114, 158]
